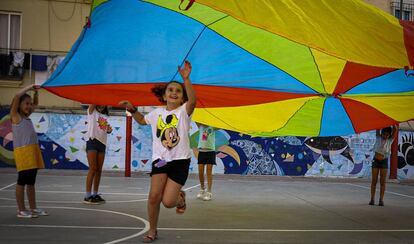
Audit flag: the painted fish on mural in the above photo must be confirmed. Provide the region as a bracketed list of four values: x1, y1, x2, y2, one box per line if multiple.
[304, 137, 354, 164]
[231, 140, 284, 175]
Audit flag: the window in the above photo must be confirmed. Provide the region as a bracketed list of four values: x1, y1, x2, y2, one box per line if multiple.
[0, 12, 22, 51]
[0, 12, 23, 81]
[391, 1, 414, 21]
[403, 10, 411, 20]
[395, 9, 412, 20]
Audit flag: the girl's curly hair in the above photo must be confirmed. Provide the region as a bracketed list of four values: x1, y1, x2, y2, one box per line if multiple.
[151, 81, 188, 104]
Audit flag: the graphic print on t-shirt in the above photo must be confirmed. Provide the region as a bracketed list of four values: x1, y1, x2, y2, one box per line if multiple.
[97, 116, 109, 131]
[157, 114, 180, 150]
[202, 127, 213, 141]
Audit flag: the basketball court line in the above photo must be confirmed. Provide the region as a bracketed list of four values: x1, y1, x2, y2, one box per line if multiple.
[2, 224, 414, 233]
[347, 183, 414, 199]
[0, 190, 148, 196]
[0, 205, 149, 244]
[0, 183, 16, 191]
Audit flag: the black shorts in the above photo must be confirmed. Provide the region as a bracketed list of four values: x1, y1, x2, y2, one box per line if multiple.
[17, 169, 38, 186]
[372, 158, 388, 169]
[86, 138, 106, 153]
[198, 151, 216, 165]
[150, 159, 191, 186]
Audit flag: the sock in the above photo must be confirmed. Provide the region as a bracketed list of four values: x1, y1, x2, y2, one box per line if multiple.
[92, 191, 97, 196]
[86, 192, 92, 198]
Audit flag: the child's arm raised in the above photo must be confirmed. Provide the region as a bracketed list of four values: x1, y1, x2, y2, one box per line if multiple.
[179, 60, 196, 116]
[30, 86, 39, 114]
[10, 84, 37, 124]
[119, 100, 147, 125]
[88, 105, 96, 115]
[33, 89, 39, 108]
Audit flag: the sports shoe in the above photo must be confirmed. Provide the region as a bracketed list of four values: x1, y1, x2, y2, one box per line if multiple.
[368, 200, 374, 206]
[83, 196, 100, 205]
[17, 210, 37, 218]
[93, 194, 106, 203]
[196, 189, 205, 199]
[379, 200, 384, 206]
[203, 192, 212, 201]
[31, 208, 48, 216]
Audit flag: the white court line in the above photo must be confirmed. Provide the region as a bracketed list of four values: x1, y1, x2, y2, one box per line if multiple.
[127, 187, 143, 190]
[0, 205, 149, 244]
[2, 224, 414, 233]
[0, 190, 147, 196]
[0, 184, 200, 204]
[347, 183, 414, 199]
[39, 184, 73, 188]
[0, 183, 16, 191]
[1, 224, 139, 230]
[184, 184, 200, 191]
[158, 228, 414, 232]
[0, 197, 148, 204]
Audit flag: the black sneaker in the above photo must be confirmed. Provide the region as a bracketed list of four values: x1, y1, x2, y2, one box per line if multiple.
[93, 194, 106, 203]
[83, 196, 100, 205]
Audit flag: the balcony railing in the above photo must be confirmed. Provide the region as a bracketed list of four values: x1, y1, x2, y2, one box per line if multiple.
[0, 47, 67, 85]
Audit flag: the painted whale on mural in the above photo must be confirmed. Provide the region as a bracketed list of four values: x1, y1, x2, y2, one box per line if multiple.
[231, 140, 284, 175]
[304, 137, 354, 164]
[398, 133, 414, 168]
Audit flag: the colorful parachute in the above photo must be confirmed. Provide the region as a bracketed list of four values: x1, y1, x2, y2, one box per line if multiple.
[43, 0, 414, 136]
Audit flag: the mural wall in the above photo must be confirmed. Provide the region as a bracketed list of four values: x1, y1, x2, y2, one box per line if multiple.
[398, 131, 414, 179]
[0, 108, 413, 179]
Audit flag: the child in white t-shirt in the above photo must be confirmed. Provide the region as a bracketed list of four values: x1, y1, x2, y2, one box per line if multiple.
[83, 105, 112, 205]
[119, 61, 196, 243]
[369, 126, 396, 207]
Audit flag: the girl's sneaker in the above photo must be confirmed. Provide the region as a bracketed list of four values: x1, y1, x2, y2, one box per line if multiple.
[196, 189, 205, 199]
[203, 192, 212, 201]
[93, 194, 106, 203]
[31, 208, 48, 216]
[17, 210, 37, 218]
[83, 196, 100, 205]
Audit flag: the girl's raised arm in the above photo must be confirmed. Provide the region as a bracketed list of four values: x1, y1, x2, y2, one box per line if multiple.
[179, 61, 196, 116]
[119, 100, 147, 125]
[10, 84, 37, 123]
[88, 105, 96, 115]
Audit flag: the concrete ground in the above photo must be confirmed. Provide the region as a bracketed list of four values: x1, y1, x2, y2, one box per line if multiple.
[0, 169, 414, 244]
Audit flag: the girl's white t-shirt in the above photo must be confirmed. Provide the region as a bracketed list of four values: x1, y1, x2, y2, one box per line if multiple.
[144, 103, 192, 162]
[87, 109, 109, 145]
[373, 136, 394, 159]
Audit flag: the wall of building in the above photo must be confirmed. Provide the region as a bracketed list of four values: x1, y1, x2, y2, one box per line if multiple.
[363, 0, 392, 12]
[0, 0, 90, 52]
[0, 0, 90, 108]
